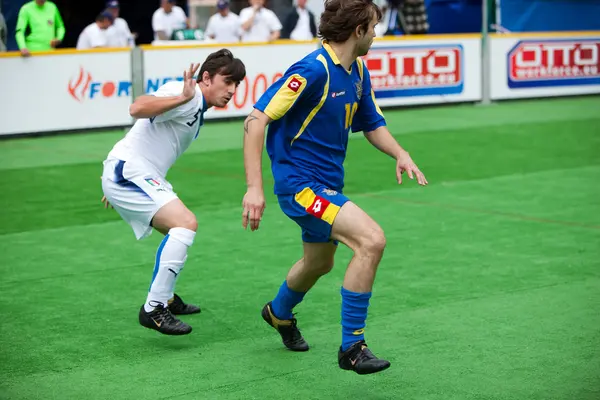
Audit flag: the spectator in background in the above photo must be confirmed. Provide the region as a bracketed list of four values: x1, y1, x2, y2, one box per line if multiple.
[106, 0, 134, 47]
[205, 0, 240, 43]
[239, 0, 281, 43]
[0, 10, 7, 52]
[15, 0, 65, 57]
[280, 0, 316, 41]
[401, 0, 429, 34]
[152, 0, 188, 41]
[76, 10, 114, 50]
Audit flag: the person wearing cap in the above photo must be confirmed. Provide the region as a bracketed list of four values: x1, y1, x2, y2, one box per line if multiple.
[205, 0, 240, 43]
[15, 0, 65, 57]
[152, 0, 188, 41]
[239, 0, 281, 43]
[105, 0, 135, 47]
[76, 10, 114, 50]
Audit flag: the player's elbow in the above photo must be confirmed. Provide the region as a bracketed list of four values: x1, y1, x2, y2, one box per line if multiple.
[129, 102, 144, 119]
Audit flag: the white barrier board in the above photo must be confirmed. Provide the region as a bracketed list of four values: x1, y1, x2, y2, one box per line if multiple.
[0, 50, 132, 136]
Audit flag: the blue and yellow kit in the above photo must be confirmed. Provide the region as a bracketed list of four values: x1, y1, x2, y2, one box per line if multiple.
[254, 42, 386, 242]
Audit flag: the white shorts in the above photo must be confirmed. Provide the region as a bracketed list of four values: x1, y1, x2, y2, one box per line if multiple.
[101, 157, 178, 240]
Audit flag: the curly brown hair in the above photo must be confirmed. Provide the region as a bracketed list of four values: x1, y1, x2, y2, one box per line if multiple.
[318, 0, 383, 43]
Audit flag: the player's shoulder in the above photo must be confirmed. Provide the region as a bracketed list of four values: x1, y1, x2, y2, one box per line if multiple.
[289, 50, 329, 80]
[354, 56, 367, 77]
[154, 80, 184, 96]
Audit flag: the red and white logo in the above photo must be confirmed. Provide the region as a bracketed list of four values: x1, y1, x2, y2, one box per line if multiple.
[287, 76, 303, 92]
[363, 46, 462, 90]
[509, 41, 600, 81]
[307, 196, 331, 219]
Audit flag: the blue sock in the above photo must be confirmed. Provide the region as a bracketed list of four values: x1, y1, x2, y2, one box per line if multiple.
[341, 287, 371, 351]
[271, 281, 306, 320]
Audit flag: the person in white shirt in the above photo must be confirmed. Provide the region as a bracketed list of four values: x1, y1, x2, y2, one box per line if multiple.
[76, 11, 114, 50]
[105, 0, 134, 47]
[281, 0, 317, 41]
[205, 0, 240, 43]
[152, 0, 188, 41]
[239, 0, 282, 43]
[101, 49, 246, 335]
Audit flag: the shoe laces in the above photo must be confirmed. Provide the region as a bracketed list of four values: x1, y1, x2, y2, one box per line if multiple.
[151, 303, 178, 325]
[355, 344, 375, 363]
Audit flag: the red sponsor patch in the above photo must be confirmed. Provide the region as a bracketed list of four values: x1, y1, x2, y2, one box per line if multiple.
[306, 196, 330, 219]
[287, 77, 303, 92]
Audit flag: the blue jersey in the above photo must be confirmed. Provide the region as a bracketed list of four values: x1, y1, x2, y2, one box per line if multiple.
[254, 42, 386, 195]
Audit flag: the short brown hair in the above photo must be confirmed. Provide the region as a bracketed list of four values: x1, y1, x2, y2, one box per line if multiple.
[318, 0, 382, 43]
[198, 48, 246, 84]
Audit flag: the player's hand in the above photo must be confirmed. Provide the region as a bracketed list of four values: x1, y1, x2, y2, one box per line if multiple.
[20, 48, 30, 57]
[50, 39, 61, 48]
[242, 187, 266, 231]
[101, 196, 113, 209]
[396, 151, 428, 186]
[181, 63, 200, 101]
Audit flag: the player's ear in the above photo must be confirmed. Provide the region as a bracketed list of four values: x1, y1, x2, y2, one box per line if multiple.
[201, 71, 211, 85]
[355, 24, 364, 38]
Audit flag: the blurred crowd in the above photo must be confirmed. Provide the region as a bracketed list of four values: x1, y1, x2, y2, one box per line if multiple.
[0, 0, 431, 54]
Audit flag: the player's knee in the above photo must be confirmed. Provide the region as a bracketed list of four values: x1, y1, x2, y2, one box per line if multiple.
[360, 227, 386, 256]
[178, 212, 198, 232]
[313, 257, 335, 276]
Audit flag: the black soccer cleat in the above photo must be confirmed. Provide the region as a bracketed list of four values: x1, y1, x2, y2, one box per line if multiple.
[261, 302, 309, 352]
[338, 340, 391, 375]
[139, 303, 192, 335]
[167, 293, 201, 315]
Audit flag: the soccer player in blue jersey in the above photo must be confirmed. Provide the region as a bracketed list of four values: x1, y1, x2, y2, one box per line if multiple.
[242, 0, 428, 374]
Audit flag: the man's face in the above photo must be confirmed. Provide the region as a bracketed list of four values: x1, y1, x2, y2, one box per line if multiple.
[108, 7, 120, 18]
[205, 74, 238, 108]
[297, 0, 307, 8]
[100, 18, 113, 30]
[356, 13, 378, 57]
[250, 0, 265, 8]
[162, 0, 174, 13]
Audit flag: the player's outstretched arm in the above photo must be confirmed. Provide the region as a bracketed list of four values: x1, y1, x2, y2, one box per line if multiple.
[364, 126, 428, 186]
[129, 63, 200, 119]
[242, 109, 272, 231]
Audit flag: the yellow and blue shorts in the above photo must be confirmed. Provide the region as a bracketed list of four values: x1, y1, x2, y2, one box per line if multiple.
[277, 184, 349, 243]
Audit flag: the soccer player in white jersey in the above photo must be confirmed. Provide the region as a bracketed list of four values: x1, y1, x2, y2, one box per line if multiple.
[101, 49, 246, 335]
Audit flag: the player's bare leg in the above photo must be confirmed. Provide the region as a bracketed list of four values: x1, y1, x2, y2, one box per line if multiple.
[330, 201, 391, 374]
[286, 242, 337, 292]
[138, 199, 200, 335]
[262, 242, 337, 351]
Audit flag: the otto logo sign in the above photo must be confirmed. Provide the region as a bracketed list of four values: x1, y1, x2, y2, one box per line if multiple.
[363, 45, 464, 98]
[508, 40, 600, 89]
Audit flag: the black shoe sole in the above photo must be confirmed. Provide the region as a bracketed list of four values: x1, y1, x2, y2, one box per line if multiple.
[139, 321, 193, 335]
[339, 361, 391, 375]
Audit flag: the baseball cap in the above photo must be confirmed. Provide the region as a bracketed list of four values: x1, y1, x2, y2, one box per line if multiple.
[106, 0, 119, 8]
[100, 10, 115, 21]
[217, 0, 229, 9]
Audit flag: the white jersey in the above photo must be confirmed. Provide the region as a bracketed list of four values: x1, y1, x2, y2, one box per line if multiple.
[108, 81, 206, 177]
